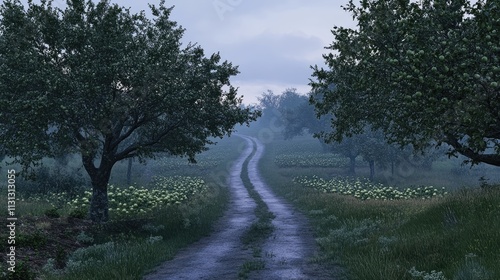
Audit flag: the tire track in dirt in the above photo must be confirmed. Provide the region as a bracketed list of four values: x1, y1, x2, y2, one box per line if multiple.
[241, 135, 340, 280]
[144, 135, 343, 279]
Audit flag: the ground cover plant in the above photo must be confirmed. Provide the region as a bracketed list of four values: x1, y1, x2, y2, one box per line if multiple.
[258, 134, 500, 280]
[68, 176, 209, 219]
[274, 153, 349, 168]
[294, 176, 447, 200]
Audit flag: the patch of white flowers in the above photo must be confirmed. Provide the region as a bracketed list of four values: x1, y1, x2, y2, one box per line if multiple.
[294, 176, 447, 200]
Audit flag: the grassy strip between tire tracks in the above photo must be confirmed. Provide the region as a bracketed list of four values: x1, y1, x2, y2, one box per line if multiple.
[238, 138, 275, 279]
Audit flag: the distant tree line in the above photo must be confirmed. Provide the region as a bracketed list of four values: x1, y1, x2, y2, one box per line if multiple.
[256, 88, 442, 180]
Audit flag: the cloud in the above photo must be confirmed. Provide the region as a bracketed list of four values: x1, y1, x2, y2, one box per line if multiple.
[220, 31, 323, 85]
[232, 80, 311, 106]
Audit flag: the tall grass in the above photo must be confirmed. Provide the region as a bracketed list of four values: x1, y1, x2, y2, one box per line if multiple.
[258, 135, 500, 280]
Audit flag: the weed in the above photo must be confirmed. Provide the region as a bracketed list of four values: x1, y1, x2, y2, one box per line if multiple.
[18, 231, 47, 249]
[76, 231, 94, 245]
[238, 260, 265, 279]
[453, 254, 492, 280]
[44, 208, 61, 218]
[68, 208, 88, 219]
[8, 259, 36, 280]
[408, 266, 447, 280]
[55, 246, 67, 269]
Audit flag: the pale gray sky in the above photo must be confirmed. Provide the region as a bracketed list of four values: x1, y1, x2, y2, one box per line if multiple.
[156, 0, 356, 105]
[25, 0, 356, 104]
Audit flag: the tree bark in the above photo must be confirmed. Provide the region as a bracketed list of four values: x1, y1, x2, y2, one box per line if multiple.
[82, 152, 115, 223]
[127, 157, 133, 185]
[89, 177, 110, 223]
[88, 163, 114, 223]
[369, 160, 375, 181]
[348, 156, 356, 176]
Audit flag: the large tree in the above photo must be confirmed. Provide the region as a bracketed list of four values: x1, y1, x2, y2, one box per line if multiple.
[310, 0, 500, 166]
[0, 0, 258, 222]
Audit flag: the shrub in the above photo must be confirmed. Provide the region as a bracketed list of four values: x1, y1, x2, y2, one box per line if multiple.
[7, 259, 36, 280]
[453, 254, 492, 280]
[18, 231, 47, 249]
[44, 208, 60, 218]
[76, 231, 94, 245]
[68, 208, 88, 219]
[17, 166, 87, 197]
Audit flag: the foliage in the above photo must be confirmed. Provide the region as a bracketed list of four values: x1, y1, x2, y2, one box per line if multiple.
[18, 230, 48, 249]
[16, 166, 87, 197]
[0, 0, 258, 222]
[310, 0, 500, 167]
[453, 253, 492, 280]
[274, 152, 349, 168]
[408, 267, 447, 280]
[294, 175, 447, 200]
[7, 259, 36, 280]
[76, 231, 95, 245]
[156, 154, 222, 170]
[68, 208, 88, 219]
[44, 207, 61, 218]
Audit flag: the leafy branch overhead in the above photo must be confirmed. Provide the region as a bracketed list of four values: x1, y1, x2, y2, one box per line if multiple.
[310, 0, 500, 166]
[0, 0, 259, 222]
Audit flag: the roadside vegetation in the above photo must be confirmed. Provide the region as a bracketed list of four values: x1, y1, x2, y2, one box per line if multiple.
[0, 136, 243, 280]
[258, 134, 500, 280]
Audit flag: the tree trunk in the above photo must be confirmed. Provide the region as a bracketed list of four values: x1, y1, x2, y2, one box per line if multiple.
[369, 160, 375, 181]
[348, 156, 356, 176]
[83, 154, 114, 223]
[127, 157, 133, 185]
[90, 178, 109, 223]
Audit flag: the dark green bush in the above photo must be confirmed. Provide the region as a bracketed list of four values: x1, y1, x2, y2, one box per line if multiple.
[18, 231, 47, 249]
[44, 208, 60, 218]
[68, 208, 88, 219]
[17, 166, 88, 197]
[8, 259, 36, 280]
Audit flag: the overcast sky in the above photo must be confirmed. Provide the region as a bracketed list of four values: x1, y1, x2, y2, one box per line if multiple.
[154, 0, 356, 105]
[35, 0, 356, 105]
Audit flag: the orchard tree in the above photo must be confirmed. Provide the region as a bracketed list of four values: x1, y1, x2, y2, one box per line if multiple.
[310, 0, 500, 166]
[256, 89, 281, 127]
[0, 0, 258, 223]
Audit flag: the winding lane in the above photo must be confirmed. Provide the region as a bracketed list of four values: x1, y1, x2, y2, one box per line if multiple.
[144, 135, 339, 279]
[144, 137, 257, 280]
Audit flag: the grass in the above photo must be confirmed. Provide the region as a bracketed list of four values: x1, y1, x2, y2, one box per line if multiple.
[40, 189, 230, 280]
[0, 136, 244, 280]
[237, 138, 274, 279]
[238, 260, 266, 279]
[257, 134, 500, 280]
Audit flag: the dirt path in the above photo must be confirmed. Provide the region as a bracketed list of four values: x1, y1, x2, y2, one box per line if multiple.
[144, 135, 342, 279]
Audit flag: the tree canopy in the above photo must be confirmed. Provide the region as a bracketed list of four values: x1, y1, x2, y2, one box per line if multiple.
[0, 0, 258, 222]
[310, 0, 500, 166]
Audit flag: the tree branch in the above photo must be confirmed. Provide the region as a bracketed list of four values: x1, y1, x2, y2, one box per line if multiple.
[114, 121, 182, 162]
[445, 135, 500, 166]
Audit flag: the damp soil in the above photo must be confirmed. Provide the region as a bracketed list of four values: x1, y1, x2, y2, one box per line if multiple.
[144, 135, 344, 280]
